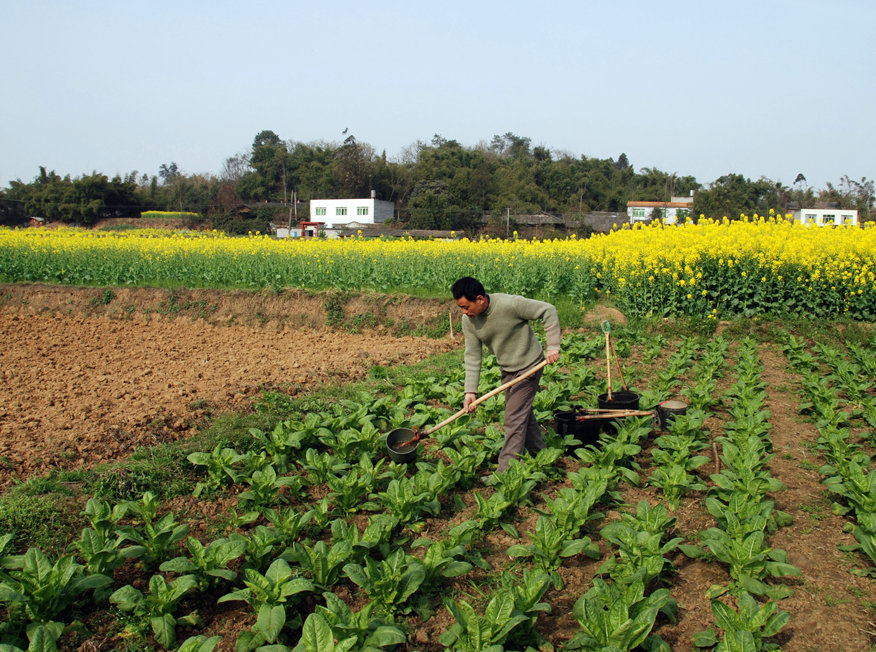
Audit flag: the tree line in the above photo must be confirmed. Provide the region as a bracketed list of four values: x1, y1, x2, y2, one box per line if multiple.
[1, 130, 872, 232]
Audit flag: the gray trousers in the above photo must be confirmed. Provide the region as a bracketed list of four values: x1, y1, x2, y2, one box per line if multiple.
[497, 363, 545, 472]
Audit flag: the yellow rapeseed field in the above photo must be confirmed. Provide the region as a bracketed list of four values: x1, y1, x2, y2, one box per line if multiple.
[0, 215, 873, 319]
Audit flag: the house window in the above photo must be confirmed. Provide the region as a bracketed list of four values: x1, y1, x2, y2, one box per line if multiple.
[632, 208, 646, 219]
[357, 207, 369, 216]
[804, 213, 816, 225]
[336, 207, 347, 216]
[822, 214, 834, 226]
[315, 207, 326, 216]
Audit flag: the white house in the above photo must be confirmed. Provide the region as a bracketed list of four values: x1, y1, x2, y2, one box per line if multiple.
[627, 195, 694, 225]
[794, 208, 858, 227]
[310, 191, 394, 229]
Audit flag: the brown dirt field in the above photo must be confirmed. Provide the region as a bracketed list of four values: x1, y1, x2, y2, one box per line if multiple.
[0, 285, 456, 485]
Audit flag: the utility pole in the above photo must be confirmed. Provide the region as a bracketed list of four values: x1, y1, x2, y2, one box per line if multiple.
[288, 191, 297, 230]
[282, 165, 288, 204]
[506, 208, 510, 239]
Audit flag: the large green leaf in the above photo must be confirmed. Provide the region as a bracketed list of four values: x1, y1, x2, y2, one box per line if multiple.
[560, 537, 598, 558]
[711, 599, 738, 633]
[299, 613, 334, 652]
[363, 625, 407, 649]
[717, 630, 758, 652]
[177, 635, 222, 652]
[297, 613, 357, 652]
[280, 578, 316, 601]
[23, 624, 59, 652]
[150, 613, 177, 650]
[442, 560, 474, 578]
[108, 584, 144, 612]
[341, 563, 367, 588]
[762, 610, 790, 638]
[396, 564, 426, 604]
[265, 559, 293, 585]
[257, 604, 287, 643]
[0, 583, 25, 602]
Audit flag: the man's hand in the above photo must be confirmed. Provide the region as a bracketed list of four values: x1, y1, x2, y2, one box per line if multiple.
[463, 392, 478, 413]
[546, 350, 560, 365]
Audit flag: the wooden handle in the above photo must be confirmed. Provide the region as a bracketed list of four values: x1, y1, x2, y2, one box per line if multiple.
[605, 333, 613, 400]
[608, 336, 628, 391]
[424, 359, 550, 435]
[578, 410, 653, 420]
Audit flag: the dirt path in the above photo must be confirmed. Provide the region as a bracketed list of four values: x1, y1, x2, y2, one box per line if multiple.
[0, 311, 456, 486]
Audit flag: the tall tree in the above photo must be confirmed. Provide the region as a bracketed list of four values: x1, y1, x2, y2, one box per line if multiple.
[693, 173, 777, 219]
[819, 175, 874, 219]
[489, 132, 532, 159]
[239, 130, 294, 201]
[220, 152, 251, 184]
[288, 141, 336, 200]
[331, 134, 375, 198]
[158, 162, 180, 185]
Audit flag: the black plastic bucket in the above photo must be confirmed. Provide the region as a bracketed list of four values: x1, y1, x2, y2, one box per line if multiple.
[554, 409, 601, 448]
[385, 428, 418, 463]
[656, 400, 688, 429]
[597, 391, 640, 411]
[596, 391, 641, 434]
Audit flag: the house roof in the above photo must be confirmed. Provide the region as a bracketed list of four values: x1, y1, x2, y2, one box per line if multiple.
[514, 213, 565, 226]
[626, 201, 693, 208]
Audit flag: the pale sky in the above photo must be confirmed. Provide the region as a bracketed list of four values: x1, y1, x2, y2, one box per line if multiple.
[3, 0, 873, 191]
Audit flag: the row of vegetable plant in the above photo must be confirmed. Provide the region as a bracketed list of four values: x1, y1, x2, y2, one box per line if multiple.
[783, 335, 876, 572]
[567, 417, 680, 651]
[684, 338, 797, 651]
[643, 336, 723, 508]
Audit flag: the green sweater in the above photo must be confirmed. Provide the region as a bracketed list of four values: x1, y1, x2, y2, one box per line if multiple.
[461, 293, 561, 393]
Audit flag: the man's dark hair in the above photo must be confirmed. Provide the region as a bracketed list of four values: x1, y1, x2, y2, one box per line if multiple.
[452, 277, 486, 301]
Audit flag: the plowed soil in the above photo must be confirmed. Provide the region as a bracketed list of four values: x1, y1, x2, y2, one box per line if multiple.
[0, 285, 456, 486]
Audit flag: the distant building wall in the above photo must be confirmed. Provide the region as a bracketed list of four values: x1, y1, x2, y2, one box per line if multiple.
[485, 211, 625, 234]
[794, 208, 858, 227]
[310, 197, 395, 228]
[627, 200, 694, 225]
[574, 212, 625, 233]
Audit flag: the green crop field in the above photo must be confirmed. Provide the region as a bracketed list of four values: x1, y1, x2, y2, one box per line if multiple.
[1, 313, 875, 651]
